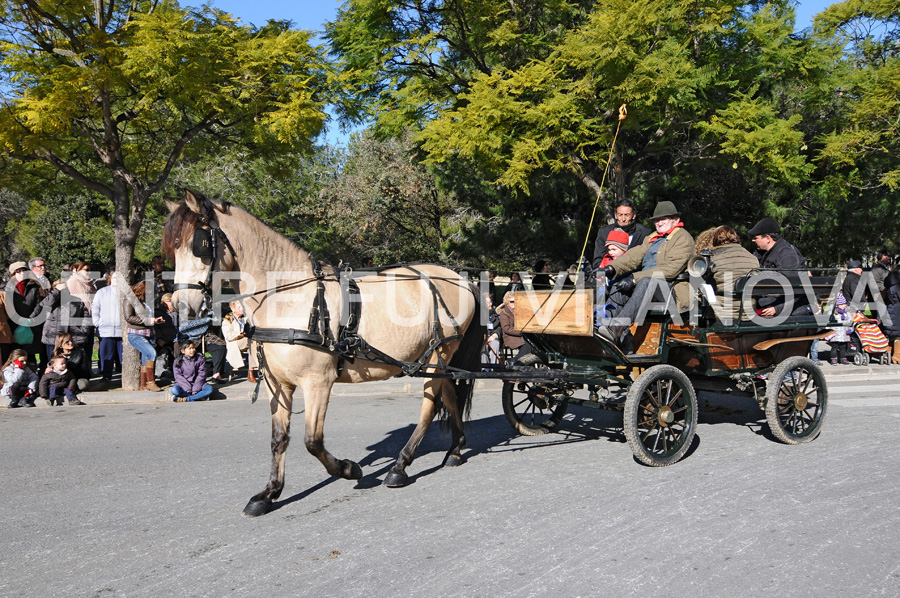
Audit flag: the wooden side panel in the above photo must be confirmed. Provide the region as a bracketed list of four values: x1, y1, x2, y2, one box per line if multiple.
[632, 322, 663, 355]
[513, 289, 593, 336]
[705, 332, 744, 371]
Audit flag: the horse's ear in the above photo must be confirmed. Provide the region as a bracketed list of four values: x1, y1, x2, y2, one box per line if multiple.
[184, 189, 203, 214]
[164, 199, 180, 214]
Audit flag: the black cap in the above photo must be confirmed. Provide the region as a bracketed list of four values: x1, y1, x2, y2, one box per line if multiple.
[748, 217, 781, 237]
[847, 258, 862, 269]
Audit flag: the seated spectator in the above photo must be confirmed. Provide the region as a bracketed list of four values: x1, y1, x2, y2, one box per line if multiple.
[92, 264, 122, 385]
[2, 348, 38, 408]
[498, 291, 534, 363]
[52, 333, 91, 390]
[39, 355, 84, 406]
[481, 292, 502, 366]
[124, 280, 164, 391]
[599, 201, 695, 351]
[222, 300, 250, 378]
[204, 327, 228, 383]
[171, 340, 214, 402]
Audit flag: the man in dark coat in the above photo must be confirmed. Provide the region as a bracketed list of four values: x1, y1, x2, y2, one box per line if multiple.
[591, 199, 651, 269]
[871, 249, 891, 295]
[748, 217, 810, 317]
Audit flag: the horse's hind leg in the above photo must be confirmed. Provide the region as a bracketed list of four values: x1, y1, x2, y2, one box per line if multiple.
[303, 381, 363, 481]
[243, 383, 295, 518]
[384, 379, 440, 488]
[440, 379, 467, 467]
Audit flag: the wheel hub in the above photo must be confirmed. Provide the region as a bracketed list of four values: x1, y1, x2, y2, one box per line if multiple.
[658, 405, 674, 426]
[794, 392, 808, 410]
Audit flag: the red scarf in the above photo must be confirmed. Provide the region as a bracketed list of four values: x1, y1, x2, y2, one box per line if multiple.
[15, 280, 27, 296]
[647, 221, 684, 242]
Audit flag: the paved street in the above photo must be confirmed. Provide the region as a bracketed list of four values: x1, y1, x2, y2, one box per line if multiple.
[2, 366, 900, 597]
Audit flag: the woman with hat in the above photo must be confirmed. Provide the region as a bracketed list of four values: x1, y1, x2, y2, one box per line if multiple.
[7, 261, 47, 375]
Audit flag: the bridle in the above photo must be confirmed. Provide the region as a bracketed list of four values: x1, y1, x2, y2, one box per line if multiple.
[172, 216, 236, 303]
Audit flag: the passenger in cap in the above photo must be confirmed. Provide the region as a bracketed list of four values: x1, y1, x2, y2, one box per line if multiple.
[748, 216, 810, 317]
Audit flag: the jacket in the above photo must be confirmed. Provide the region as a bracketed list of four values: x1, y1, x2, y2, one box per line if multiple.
[59, 347, 91, 381]
[0, 292, 13, 344]
[753, 238, 807, 312]
[609, 226, 695, 311]
[592, 222, 652, 268]
[221, 313, 249, 369]
[882, 274, 900, 338]
[31, 287, 92, 346]
[709, 244, 760, 322]
[7, 279, 44, 345]
[174, 353, 207, 395]
[498, 305, 524, 350]
[123, 299, 155, 335]
[39, 368, 77, 399]
[91, 284, 122, 338]
[1, 363, 38, 397]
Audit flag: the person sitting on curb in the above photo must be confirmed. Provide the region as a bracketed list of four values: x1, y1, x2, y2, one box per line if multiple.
[171, 340, 214, 402]
[39, 355, 85, 406]
[2, 349, 38, 408]
[598, 201, 695, 353]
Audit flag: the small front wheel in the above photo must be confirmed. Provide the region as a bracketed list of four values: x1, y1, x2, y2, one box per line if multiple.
[623, 365, 697, 466]
[502, 380, 568, 436]
[852, 351, 868, 366]
[765, 356, 828, 444]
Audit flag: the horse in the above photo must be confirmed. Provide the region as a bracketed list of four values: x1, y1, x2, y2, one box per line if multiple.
[163, 190, 484, 517]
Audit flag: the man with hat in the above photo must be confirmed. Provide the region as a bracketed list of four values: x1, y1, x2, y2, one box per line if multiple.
[591, 199, 651, 269]
[748, 217, 809, 317]
[598, 201, 695, 351]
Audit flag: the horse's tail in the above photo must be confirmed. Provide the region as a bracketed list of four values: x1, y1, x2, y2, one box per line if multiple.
[444, 284, 486, 421]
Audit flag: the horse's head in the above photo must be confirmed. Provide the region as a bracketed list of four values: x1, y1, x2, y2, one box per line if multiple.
[162, 189, 237, 318]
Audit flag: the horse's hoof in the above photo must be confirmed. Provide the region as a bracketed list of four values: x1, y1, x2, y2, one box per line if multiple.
[242, 498, 272, 518]
[342, 460, 363, 480]
[445, 454, 465, 467]
[383, 470, 409, 488]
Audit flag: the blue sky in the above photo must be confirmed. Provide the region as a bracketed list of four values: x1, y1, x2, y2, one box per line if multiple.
[211, 0, 837, 144]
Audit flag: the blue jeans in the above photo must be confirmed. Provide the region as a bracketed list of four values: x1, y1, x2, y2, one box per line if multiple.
[127, 333, 157, 365]
[99, 337, 122, 379]
[171, 383, 213, 402]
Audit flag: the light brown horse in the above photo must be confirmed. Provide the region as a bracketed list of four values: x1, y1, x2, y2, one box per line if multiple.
[163, 190, 483, 517]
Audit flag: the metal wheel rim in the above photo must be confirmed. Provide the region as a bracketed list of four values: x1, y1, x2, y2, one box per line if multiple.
[508, 382, 565, 429]
[634, 377, 693, 459]
[774, 367, 823, 438]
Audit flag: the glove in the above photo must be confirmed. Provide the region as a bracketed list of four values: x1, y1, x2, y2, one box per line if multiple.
[12, 359, 23, 369]
[610, 274, 635, 295]
[601, 265, 616, 279]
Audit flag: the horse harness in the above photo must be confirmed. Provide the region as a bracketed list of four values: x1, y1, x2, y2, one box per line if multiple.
[174, 217, 466, 383]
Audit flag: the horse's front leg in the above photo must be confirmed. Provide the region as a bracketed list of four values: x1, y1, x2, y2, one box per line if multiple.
[303, 380, 363, 481]
[243, 382, 296, 518]
[383, 379, 440, 488]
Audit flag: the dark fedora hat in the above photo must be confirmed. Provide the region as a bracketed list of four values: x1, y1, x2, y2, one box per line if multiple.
[651, 201, 681, 220]
[748, 217, 781, 237]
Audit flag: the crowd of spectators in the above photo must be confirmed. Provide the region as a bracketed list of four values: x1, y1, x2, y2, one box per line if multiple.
[2, 257, 254, 408]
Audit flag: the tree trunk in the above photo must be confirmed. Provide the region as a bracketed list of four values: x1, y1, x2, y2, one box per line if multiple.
[112, 184, 142, 391]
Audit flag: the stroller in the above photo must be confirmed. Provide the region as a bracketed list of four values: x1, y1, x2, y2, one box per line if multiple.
[849, 312, 891, 365]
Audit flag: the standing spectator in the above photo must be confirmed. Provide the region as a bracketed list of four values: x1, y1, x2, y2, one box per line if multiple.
[66, 261, 97, 360]
[39, 355, 85, 406]
[155, 292, 179, 377]
[530, 260, 553, 290]
[882, 269, 900, 364]
[28, 257, 50, 291]
[52, 333, 91, 390]
[592, 199, 652, 269]
[148, 255, 172, 308]
[481, 292, 501, 366]
[170, 340, 214, 402]
[31, 280, 91, 363]
[92, 265, 122, 385]
[872, 250, 892, 295]
[222, 300, 250, 378]
[2, 348, 38, 408]
[7, 261, 46, 375]
[124, 280, 164, 391]
[748, 217, 810, 317]
[826, 293, 853, 365]
[0, 289, 13, 364]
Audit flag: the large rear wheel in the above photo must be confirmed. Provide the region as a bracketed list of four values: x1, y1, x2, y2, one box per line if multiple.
[624, 365, 697, 466]
[501, 380, 569, 436]
[765, 356, 828, 444]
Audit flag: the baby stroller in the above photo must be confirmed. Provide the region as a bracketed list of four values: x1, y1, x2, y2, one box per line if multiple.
[849, 312, 891, 365]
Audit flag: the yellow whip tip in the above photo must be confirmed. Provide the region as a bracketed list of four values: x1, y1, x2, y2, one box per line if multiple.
[618, 104, 627, 121]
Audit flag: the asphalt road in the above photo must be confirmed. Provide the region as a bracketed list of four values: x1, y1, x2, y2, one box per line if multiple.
[2, 367, 899, 597]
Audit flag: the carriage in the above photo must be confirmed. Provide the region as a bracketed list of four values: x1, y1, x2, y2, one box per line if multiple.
[165, 190, 838, 516]
[494, 268, 838, 466]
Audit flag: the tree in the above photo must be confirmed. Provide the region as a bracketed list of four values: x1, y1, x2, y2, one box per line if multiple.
[0, 1, 329, 387]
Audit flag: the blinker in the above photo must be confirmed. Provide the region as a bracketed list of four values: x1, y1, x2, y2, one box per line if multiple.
[192, 228, 214, 259]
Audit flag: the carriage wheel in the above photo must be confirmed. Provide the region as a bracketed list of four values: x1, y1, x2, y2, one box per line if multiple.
[764, 356, 828, 445]
[501, 380, 569, 436]
[623, 365, 697, 467]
